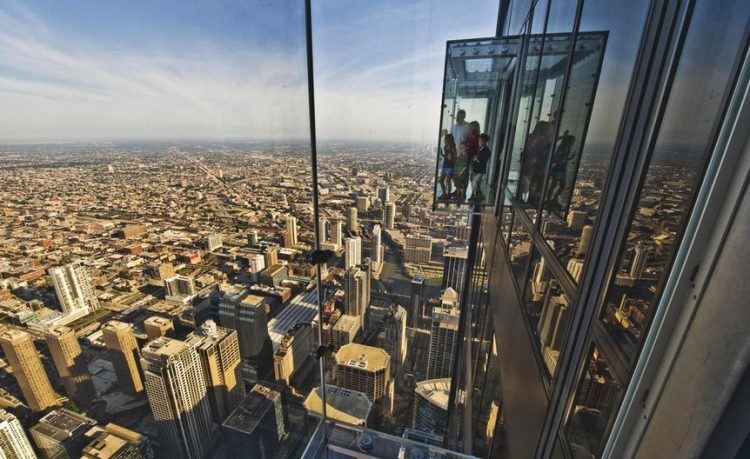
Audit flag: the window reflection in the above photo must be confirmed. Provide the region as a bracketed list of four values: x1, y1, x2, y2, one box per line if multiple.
[508, 212, 532, 285]
[599, 0, 750, 360]
[566, 345, 622, 458]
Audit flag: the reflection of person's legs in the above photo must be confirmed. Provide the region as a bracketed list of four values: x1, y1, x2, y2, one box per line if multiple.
[439, 171, 446, 197]
[472, 173, 484, 199]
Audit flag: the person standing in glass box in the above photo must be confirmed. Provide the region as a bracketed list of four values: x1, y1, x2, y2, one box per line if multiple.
[470, 133, 491, 202]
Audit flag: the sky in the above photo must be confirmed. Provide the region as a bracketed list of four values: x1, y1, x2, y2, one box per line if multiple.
[0, 0, 499, 143]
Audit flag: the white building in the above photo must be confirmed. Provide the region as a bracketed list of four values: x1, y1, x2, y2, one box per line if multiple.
[0, 409, 35, 459]
[344, 237, 362, 269]
[49, 261, 99, 315]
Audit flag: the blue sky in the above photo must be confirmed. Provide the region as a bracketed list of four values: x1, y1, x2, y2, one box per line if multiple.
[0, 0, 498, 143]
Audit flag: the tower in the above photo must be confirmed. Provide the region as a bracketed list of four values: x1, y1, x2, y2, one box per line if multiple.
[141, 337, 217, 459]
[576, 225, 594, 256]
[426, 289, 460, 380]
[630, 245, 649, 279]
[379, 305, 407, 378]
[185, 320, 245, 423]
[102, 320, 144, 396]
[285, 216, 298, 247]
[45, 325, 96, 404]
[49, 261, 99, 314]
[384, 202, 396, 230]
[378, 187, 390, 204]
[331, 219, 343, 250]
[371, 225, 383, 266]
[218, 290, 270, 384]
[317, 216, 328, 245]
[334, 343, 390, 402]
[346, 207, 358, 233]
[356, 196, 370, 213]
[0, 409, 35, 459]
[409, 274, 425, 328]
[344, 236, 362, 269]
[164, 275, 196, 302]
[222, 383, 286, 458]
[0, 329, 57, 411]
[441, 244, 468, 296]
[344, 266, 368, 328]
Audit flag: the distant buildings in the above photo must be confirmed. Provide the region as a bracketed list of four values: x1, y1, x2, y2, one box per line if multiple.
[163, 275, 196, 303]
[222, 383, 286, 458]
[0, 409, 35, 459]
[426, 289, 460, 380]
[185, 320, 245, 423]
[102, 321, 144, 396]
[404, 235, 432, 264]
[45, 325, 96, 405]
[49, 261, 99, 315]
[140, 337, 217, 459]
[335, 343, 390, 402]
[0, 329, 57, 411]
[412, 378, 451, 437]
[30, 408, 96, 459]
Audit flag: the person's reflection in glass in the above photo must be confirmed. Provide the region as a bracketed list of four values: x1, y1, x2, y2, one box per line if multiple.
[520, 121, 552, 204]
[546, 130, 576, 211]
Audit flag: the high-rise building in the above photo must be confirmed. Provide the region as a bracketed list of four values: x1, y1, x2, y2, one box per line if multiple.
[248, 230, 259, 246]
[426, 289, 460, 380]
[263, 246, 279, 267]
[567, 258, 584, 284]
[331, 314, 360, 349]
[143, 316, 174, 340]
[81, 423, 154, 459]
[304, 385, 372, 427]
[285, 215, 298, 247]
[384, 202, 396, 230]
[206, 233, 223, 252]
[377, 305, 407, 377]
[102, 321, 144, 396]
[222, 383, 286, 458]
[356, 196, 370, 213]
[30, 408, 96, 459]
[246, 253, 266, 281]
[273, 322, 312, 386]
[576, 224, 594, 256]
[0, 329, 57, 411]
[371, 224, 383, 266]
[441, 244, 468, 296]
[140, 337, 217, 459]
[0, 409, 35, 459]
[45, 325, 96, 404]
[218, 290, 270, 383]
[148, 262, 175, 281]
[185, 320, 245, 423]
[346, 207, 358, 233]
[566, 210, 587, 230]
[317, 215, 328, 245]
[344, 236, 362, 269]
[344, 266, 368, 327]
[630, 245, 649, 279]
[164, 275, 196, 302]
[49, 261, 99, 314]
[538, 291, 571, 353]
[405, 235, 432, 264]
[412, 378, 451, 437]
[409, 274, 425, 328]
[335, 343, 390, 402]
[378, 187, 390, 204]
[331, 219, 343, 250]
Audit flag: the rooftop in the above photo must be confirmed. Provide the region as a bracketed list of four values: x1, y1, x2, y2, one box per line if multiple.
[414, 378, 451, 410]
[304, 385, 372, 426]
[335, 343, 390, 371]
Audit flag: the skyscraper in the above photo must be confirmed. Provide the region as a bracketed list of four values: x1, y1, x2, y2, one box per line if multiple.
[344, 266, 368, 327]
[0, 329, 57, 411]
[222, 383, 286, 458]
[384, 202, 396, 230]
[331, 219, 343, 250]
[335, 343, 390, 402]
[285, 215, 298, 247]
[206, 233, 223, 252]
[378, 305, 407, 377]
[49, 261, 99, 315]
[30, 408, 96, 459]
[164, 275, 196, 302]
[405, 235, 432, 264]
[344, 236, 362, 269]
[273, 322, 312, 386]
[409, 274, 425, 328]
[346, 207, 358, 233]
[102, 321, 144, 396]
[371, 224, 383, 266]
[378, 187, 390, 204]
[630, 245, 649, 279]
[45, 325, 96, 404]
[185, 320, 245, 423]
[576, 224, 594, 256]
[141, 337, 217, 459]
[317, 215, 328, 245]
[0, 409, 35, 459]
[426, 288, 460, 380]
[219, 290, 270, 383]
[442, 244, 468, 296]
[356, 196, 370, 213]
[412, 378, 451, 437]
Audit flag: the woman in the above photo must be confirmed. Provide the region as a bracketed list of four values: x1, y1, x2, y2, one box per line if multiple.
[466, 121, 480, 200]
[439, 133, 457, 199]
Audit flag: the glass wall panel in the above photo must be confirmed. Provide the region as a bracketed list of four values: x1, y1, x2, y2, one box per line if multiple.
[500, 205, 515, 244]
[508, 212, 532, 285]
[508, 0, 533, 36]
[545, 0, 577, 35]
[599, 0, 750, 361]
[541, 0, 651, 282]
[565, 344, 623, 458]
[524, 249, 573, 378]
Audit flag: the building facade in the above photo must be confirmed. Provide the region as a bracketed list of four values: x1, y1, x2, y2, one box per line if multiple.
[0, 329, 57, 411]
[102, 320, 144, 395]
[44, 325, 96, 404]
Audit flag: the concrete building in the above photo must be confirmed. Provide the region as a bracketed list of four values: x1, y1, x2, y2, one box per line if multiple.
[49, 261, 99, 314]
[344, 266, 369, 327]
[0, 409, 35, 459]
[163, 275, 196, 303]
[356, 196, 370, 213]
[273, 322, 312, 386]
[218, 289, 270, 384]
[317, 215, 328, 245]
[143, 316, 174, 340]
[0, 329, 57, 411]
[30, 409, 96, 459]
[371, 224, 383, 266]
[377, 305, 407, 377]
[335, 343, 390, 402]
[384, 202, 395, 230]
[304, 385, 372, 426]
[186, 320, 245, 424]
[331, 219, 343, 250]
[206, 233, 223, 252]
[102, 321, 144, 396]
[140, 337, 217, 459]
[442, 244, 468, 297]
[412, 378, 451, 437]
[410, 274, 425, 328]
[148, 262, 175, 281]
[378, 187, 390, 204]
[344, 236, 362, 269]
[45, 325, 96, 404]
[285, 216, 298, 247]
[404, 235, 432, 264]
[426, 288, 460, 380]
[331, 314, 360, 349]
[81, 423, 154, 459]
[346, 207, 358, 233]
[222, 383, 286, 458]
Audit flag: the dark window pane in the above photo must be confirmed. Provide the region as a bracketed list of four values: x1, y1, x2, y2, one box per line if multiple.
[566, 345, 623, 458]
[599, 0, 750, 360]
[542, 0, 650, 282]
